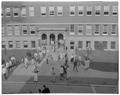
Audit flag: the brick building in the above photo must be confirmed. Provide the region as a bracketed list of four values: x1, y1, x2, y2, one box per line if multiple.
[2, 1, 118, 63]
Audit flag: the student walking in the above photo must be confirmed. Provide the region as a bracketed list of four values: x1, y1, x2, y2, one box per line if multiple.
[73, 57, 78, 72]
[50, 67, 56, 82]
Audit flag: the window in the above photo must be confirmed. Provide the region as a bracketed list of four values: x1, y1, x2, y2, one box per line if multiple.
[95, 6, 101, 16]
[29, 6, 34, 16]
[14, 25, 20, 35]
[31, 41, 36, 48]
[23, 41, 28, 48]
[8, 41, 13, 48]
[104, 6, 109, 16]
[70, 41, 74, 49]
[78, 24, 83, 34]
[86, 6, 92, 16]
[16, 41, 21, 48]
[7, 25, 13, 36]
[5, 8, 11, 17]
[78, 6, 84, 16]
[49, 6, 55, 16]
[2, 41, 6, 48]
[102, 41, 107, 49]
[2, 26, 5, 36]
[86, 24, 92, 35]
[70, 24, 75, 35]
[78, 41, 82, 49]
[13, 7, 19, 17]
[30, 25, 36, 34]
[111, 24, 117, 35]
[86, 41, 91, 48]
[111, 41, 116, 49]
[94, 24, 100, 35]
[21, 7, 27, 17]
[103, 24, 108, 35]
[41, 7, 47, 16]
[22, 25, 28, 35]
[112, 6, 118, 16]
[57, 6, 63, 16]
[69, 6, 75, 16]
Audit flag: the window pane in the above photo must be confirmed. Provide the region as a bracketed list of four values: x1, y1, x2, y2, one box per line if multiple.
[22, 25, 28, 34]
[30, 25, 36, 34]
[29, 6, 34, 16]
[8, 41, 13, 48]
[70, 24, 75, 34]
[86, 24, 92, 35]
[78, 41, 82, 48]
[112, 6, 118, 15]
[2, 26, 5, 36]
[23, 41, 28, 48]
[14, 25, 20, 35]
[78, 6, 84, 16]
[70, 6, 75, 16]
[95, 6, 101, 15]
[95, 24, 100, 34]
[5, 8, 11, 17]
[104, 6, 109, 16]
[16, 41, 21, 48]
[57, 6, 63, 16]
[21, 7, 27, 17]
[78, 24, 83, 34]
[13, 8, 19, 17]
[86, 6, 92, 16]
[31, 41, 36, 48]
[7, 25, 13, 36]
[2, 41, 6, 48]
[111, 41, 116, 49]
[111, 24, 117, 35]
[103, 25, 108, 35]
[41, 7, 46, 16]
[70, 41, 74, 49]
[49, 6, 55, 16]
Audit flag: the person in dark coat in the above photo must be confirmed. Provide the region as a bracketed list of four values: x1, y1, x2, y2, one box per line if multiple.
[42, 85, 50, 93]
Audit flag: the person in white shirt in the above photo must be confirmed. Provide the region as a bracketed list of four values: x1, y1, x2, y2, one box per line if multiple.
[6, 62, 10, 71]
[2, 66, 8, 80]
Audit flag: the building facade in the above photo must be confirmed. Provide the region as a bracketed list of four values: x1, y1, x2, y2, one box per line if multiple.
[2, 1, 118, 63]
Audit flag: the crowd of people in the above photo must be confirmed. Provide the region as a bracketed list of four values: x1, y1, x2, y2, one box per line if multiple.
[2, 46, 91, 81]
[2, 56, 20, 80]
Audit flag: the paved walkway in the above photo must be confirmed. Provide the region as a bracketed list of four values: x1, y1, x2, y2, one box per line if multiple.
[2, 53, 118, 94]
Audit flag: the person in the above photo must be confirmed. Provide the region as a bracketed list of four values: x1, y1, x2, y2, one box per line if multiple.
[6, 61, 10, 72]
[71, 54, 74, 63]
[42, 85, 50, 93]
[84, 57, 90, 70]
[63, 63, 69, 80]
[60, 65, 64, 80]
[38, 89, 41, 93]
[73, 56, 78, 72]
[50, 67, 56, 82]
[24, 57, 28, 69]
[33, 65, 39, 82]
[2, 65, 8, 80]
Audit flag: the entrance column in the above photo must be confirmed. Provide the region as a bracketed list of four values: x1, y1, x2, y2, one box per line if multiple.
[55, 34, 58, 49]
[47, 34, 49, 46]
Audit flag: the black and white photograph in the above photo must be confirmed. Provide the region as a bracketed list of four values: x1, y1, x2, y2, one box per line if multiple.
[1, 0, 118, 94]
